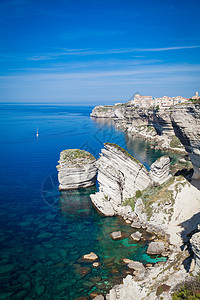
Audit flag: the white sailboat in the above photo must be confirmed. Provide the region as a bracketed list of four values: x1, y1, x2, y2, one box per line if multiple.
[36, 128, 39, 138]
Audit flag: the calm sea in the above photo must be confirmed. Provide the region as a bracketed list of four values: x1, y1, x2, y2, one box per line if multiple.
[0, 104, 179, 299]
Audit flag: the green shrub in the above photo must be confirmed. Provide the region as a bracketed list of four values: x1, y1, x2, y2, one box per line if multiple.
[135, 190, 142, 198]
[172, 275, 200, 299]
[123, 197, 135, 211]
[170, 136, 182, 148]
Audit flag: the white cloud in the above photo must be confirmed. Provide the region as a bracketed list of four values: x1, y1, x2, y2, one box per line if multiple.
[27, 45, 200, 61]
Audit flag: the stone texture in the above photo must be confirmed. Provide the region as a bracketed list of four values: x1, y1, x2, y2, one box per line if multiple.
[190, 231, 200, 272]
[150, 156, 171, 185]
[131, 231, 142, 241]
[127, 261, 145, 280]
[92, 262, 100, 268]
[57, 149, 97, 190]
[110, 231, 122, 240]
[82, 252, 98, 261]
[131, 219, 142, 229]
[123, 258, 133, 264]
[93, 295, 104, 300]
[171, 104, 200, 181]
[90, 143, 151, 216]
[147, 242, 165, 255]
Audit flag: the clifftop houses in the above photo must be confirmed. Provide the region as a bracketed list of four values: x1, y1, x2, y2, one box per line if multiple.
[130, 93, 189, 108]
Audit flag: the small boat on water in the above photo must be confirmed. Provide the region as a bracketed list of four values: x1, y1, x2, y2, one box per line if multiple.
[36, 128, 39, 138]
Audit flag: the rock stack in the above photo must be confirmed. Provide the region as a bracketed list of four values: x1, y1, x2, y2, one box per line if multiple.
[149, 156, 171, 185]
[90, 143, 151, 216]
[57, 149, 97, 190]
[191, 231, 200, 272]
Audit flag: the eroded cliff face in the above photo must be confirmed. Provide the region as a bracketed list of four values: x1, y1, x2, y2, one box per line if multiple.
[91, 103, 200, 183]
[171, 104, 200, 181]
[91, 143, 200, 242]
[57, 149, 97, 190]
[90, 143, 171, 217]
[191, 231, 200, 272]
[90, 143, 200, 299]
[90, 143, 151, 216]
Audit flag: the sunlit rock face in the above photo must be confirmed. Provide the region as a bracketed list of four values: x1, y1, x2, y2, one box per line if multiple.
[171, 104, 200, 181]
[191, 231, 200, 272]
[57, 149, 97, 190]
[90, 143, 151, 216]
[150, 156, 171, 185]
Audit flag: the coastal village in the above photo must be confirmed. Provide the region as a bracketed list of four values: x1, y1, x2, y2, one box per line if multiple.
[115, 91, 199, 109]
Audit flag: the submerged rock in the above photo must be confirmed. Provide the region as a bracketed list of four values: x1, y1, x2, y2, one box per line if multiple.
[131, 231, 142, 241]
[57, 149, 97, 190]
[93, 295, 104, 300]
[147, 241, 165, 255]
[123, 258, 133, 264]
[92, 262, 100, 268]
[110, 231, 122, 240]
[82, 252, 98, 261]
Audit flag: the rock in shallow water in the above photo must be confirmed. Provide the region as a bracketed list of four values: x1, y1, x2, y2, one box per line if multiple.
[147, 241, 165, 255]
[131, 231, 142, 241]
[57, 149, 97, 190]
[93, 295, 105, 300]
[110, 231, 122, 240]
[82, 252, 98, 261]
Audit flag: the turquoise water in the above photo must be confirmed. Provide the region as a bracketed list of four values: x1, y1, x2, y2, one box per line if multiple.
[0, 105, 180, 299]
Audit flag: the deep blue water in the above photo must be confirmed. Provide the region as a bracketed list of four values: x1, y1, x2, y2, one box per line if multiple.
[0, 104, 179, 299]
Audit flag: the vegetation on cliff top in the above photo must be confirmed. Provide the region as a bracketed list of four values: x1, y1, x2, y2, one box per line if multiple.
[58, 149, 95, 167]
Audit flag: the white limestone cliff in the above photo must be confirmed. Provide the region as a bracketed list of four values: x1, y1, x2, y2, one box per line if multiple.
[191, 231, 200, 272]
[171, 104, 200, 182]
[149, 156, 171, 185]
[90, 143, 151, 216]
[57, 149, 97, 190]
[91, 103, 200, 185]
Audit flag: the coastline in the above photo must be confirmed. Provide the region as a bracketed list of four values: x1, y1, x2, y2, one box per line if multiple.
[88, 103, 200, 299]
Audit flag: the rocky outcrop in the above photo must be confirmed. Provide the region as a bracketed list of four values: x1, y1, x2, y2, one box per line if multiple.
[134, 175, 200, 246]
[111, 231, 122, 240]
[171, 104, 200, 181]
[191, 231, 200, 272]
[90, 143, 200, 246]
[127, 261, 145, 280]
[107, 275, 147, 299]
[90, 143, 151, 216]
[150, 156, 171, 185]
[91, 104, 184, 152]
[90, 143, 173, 217]
[82, 252, 98, 261]
[57, 149, 97, 190]
[91, 104, 126, 119]
[147, 242, 165, 255]
[131, 231, 142, 241]
[91, 103, 200, 184]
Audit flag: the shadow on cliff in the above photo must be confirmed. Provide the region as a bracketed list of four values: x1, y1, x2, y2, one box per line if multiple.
[178, 212, 200, 271]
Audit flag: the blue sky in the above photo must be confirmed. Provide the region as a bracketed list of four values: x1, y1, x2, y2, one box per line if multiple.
[0, 0, 200, 104]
